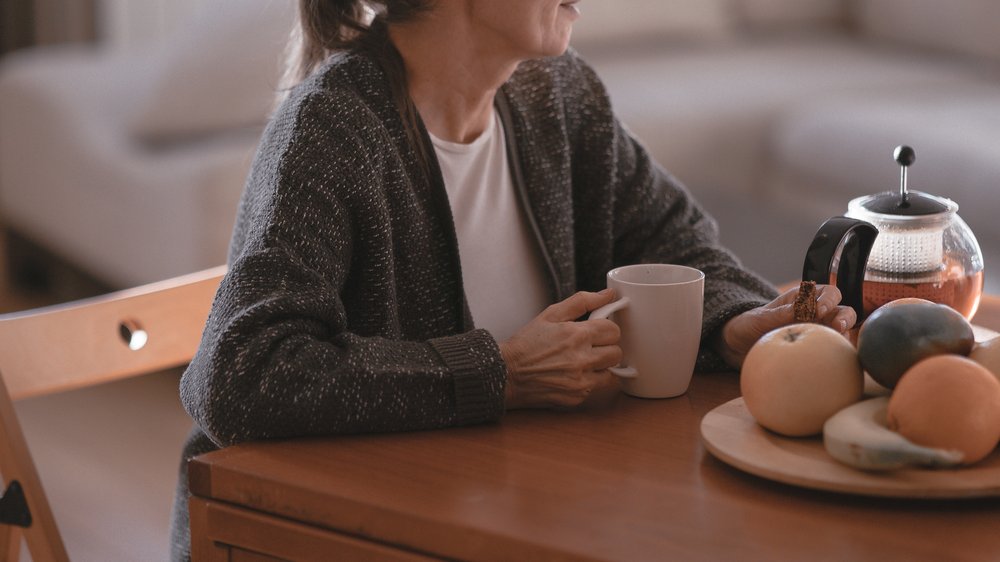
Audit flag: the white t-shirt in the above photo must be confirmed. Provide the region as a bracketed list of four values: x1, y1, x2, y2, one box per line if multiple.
[429, 111, 550, 342]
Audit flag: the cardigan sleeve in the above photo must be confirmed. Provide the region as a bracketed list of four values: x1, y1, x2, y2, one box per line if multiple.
[181, 248, 507, 447]
[613, 147, 779, 371]
[179, 88, 506, 448]
[570, 56, 779, 371]
[610, 128, 778, 327]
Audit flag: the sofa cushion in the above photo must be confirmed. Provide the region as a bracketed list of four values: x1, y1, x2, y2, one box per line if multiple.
[766, 85, 1000, 249]
[0, 46, 256, 286]
[125, 0, 295, 143]
[734, 0, 845, 32]
[855, 0, 1000, 62]
[587, 35, 984, 198]
[571, 0, 733, 50]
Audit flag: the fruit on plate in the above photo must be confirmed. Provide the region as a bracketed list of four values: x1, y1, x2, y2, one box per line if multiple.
[969, 336, 1000, 384]
[741, 323, 863, 437]
[823, 397, 963, 470]
[880, 297, 935, 308]
[856, 301, 974, 389]
[887, 355, 1000, 464]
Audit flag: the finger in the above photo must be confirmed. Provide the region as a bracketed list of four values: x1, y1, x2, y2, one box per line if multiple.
[539, 370, 609, 409]
[589, 344, 624, 371]
[585, 318, 621, 346]
[750, 303, 796, 335]
[766, 287, 799, 308]
[820, 305, 857, 333]
[580, 371, 622, 409]
[543, 289, 616, 321]
[562, 369, 618, 409]
[814, 284, 844, 318]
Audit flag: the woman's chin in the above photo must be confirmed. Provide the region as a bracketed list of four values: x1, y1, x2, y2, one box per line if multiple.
[541, 30, 573, 57]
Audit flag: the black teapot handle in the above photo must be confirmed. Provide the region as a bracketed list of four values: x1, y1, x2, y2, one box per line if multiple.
[802, 216, 879, 324]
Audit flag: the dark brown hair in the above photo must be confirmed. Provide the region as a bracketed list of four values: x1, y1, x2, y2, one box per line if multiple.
[282, 1, 434, 174]
[288, 0, 430, 84]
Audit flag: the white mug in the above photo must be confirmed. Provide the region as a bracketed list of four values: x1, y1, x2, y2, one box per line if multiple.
[590, 264, 705, 398]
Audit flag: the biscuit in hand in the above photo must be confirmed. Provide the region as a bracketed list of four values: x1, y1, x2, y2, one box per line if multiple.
[793, 280, 818, 323]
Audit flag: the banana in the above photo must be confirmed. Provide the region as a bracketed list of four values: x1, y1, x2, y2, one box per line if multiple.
[822, 397, 964, 470]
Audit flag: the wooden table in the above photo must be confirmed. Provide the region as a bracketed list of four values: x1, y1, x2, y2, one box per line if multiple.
[189, 297, 1000, 562]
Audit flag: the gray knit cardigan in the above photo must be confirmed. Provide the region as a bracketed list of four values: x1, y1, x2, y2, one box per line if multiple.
[169, 48, 777, 559]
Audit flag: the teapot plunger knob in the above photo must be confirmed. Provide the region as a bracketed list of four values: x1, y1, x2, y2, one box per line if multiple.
[894, 145, 916, 167]
[893, 145, 915, 205]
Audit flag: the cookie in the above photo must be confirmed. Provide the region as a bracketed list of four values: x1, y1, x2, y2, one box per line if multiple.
[794, 280, 818, 322]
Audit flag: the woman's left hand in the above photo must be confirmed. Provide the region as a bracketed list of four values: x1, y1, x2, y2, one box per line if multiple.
[715, 284, 856, 368]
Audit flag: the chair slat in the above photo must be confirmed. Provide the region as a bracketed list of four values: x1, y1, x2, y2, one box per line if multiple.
[0, 266, 224, 401]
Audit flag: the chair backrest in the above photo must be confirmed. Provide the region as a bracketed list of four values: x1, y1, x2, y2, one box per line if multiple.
[0, 265, 225, 562]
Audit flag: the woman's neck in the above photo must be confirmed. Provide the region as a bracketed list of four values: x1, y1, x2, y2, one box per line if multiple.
[388, 13, 521, 144]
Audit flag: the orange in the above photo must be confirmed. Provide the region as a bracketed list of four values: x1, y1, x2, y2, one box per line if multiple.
[969, 336, 1000, 385]
[887, 355, 1000, 464]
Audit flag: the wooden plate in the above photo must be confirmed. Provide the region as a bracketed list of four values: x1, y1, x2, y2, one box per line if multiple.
[701, 397, 1000, 499]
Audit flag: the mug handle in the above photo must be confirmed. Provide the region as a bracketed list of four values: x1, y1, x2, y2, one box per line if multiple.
[589, 297, 638, 379]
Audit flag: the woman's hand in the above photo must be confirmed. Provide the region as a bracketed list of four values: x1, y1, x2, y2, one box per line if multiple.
[500, 289, 623, 410]
[716, 284, 856, 369]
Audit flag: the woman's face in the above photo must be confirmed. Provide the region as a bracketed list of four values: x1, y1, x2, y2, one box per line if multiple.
[464, 0, 581, 60]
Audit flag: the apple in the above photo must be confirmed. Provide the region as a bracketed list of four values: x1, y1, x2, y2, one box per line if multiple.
[741, 323, 864, 437]
[857, 301, 974, 389]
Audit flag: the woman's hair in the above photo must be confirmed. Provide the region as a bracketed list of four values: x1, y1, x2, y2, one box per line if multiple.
[280, 0, 434, 174]
[284, 0, 430, 87]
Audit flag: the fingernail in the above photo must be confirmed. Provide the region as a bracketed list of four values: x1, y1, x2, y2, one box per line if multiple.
[818, 304, 830, 317]
[838, 319, 848, 332]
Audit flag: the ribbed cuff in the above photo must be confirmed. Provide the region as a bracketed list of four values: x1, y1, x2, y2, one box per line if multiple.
[429, 330, 506, 425]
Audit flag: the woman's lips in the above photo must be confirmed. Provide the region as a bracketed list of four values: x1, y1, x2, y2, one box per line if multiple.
[560, 0, 581, 16]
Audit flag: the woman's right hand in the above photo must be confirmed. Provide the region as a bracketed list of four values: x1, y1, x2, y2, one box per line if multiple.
[499, 289, 623, 410]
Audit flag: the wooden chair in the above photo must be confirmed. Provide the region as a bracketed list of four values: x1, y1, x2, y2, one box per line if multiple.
[0, 266, 225, 561]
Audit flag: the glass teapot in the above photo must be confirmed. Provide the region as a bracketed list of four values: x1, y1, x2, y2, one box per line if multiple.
[802, 145, 984, 321]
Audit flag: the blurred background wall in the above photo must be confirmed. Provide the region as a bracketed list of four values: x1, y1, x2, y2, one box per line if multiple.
[1, 0, 96, 53]
[1, 0, 204, 53]
[101, 0, 205, 50]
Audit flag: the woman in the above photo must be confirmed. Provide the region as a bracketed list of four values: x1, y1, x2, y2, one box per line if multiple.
[170, 1, 854, 558]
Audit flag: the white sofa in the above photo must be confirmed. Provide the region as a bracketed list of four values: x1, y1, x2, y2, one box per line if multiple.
[0, 0, 294, 287]
[574, 0, 1000, 289]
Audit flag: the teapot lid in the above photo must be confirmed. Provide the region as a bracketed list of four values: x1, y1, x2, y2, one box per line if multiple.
[857, 190, 953, 216]
[858, 145, 953, 216]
